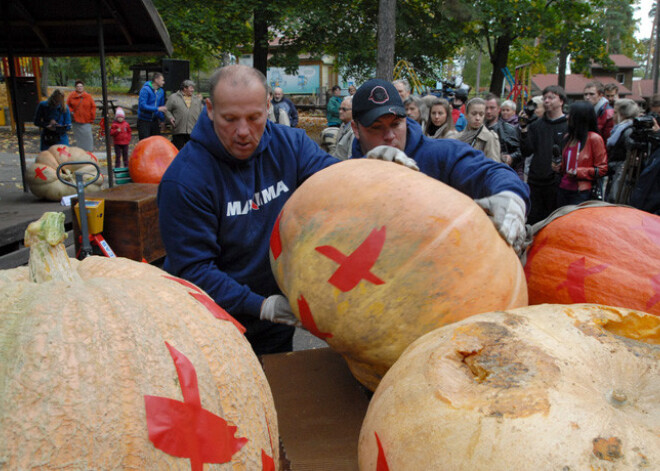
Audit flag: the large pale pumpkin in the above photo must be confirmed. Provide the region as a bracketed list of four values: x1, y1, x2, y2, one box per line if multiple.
[26, 145, 104, 201]
[525, 205, 660, 315]
[129, 135, 178, 183]
[0, 213, 278, 470]
[359, 304, 660, 470]
[270, 159, 527, 390]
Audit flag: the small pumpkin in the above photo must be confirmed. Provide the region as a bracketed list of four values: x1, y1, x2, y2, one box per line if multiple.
[0, 212, 278, 470]
[129, 135, 178, 183]
[525, 205, 660, 315]
[270, 159, 527, 390]
[26, 145, 104, 201]
[358, 304, 660, 470]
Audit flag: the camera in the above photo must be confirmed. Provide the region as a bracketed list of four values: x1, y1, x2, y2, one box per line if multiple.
[629, 112, 660, 149]
[632, 114, 657, 131]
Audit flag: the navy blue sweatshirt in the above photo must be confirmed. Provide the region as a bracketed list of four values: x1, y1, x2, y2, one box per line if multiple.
[158, 111, 338, 320]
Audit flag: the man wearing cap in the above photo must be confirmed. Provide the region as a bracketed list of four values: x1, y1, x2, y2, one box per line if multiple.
[350, 79, 530, 254]
[158, 65, 414, 356]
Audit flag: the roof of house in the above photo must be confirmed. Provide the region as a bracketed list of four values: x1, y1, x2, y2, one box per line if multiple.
[531, 74, 632, 96]
[630, 79, 657, 99]
[591, 54, 639, 70]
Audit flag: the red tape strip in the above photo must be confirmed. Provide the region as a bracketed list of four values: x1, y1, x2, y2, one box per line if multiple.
[163, 275, 246, 334]
[261, 449, 276, 471]
[297, 294, 332, 340]
[375, 432, 390, 471]
[270, 213, 283, 260]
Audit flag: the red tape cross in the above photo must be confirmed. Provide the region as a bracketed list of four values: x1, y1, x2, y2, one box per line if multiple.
[556, 257, 608, 303]
[35, 166, 48, 181]
[163, 275, 246, 334]
[144, 342, 248, 471]
[315, 226, 386, 292]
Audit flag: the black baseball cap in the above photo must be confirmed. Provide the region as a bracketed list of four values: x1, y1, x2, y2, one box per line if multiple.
[353, 79, 406, 126]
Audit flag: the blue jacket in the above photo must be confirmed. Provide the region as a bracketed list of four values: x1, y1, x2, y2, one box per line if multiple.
[158, 112, 339, 322]
[137, 81, 165, 121]
[351, 118, 530, 207]
[271, 96, 299, 127]
[34, 101, 72, 150]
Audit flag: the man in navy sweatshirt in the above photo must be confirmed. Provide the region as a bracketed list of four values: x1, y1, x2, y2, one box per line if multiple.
[158, 65, 339, 354]
[158, 67, 529, 355]
[350, 79, 530, 254]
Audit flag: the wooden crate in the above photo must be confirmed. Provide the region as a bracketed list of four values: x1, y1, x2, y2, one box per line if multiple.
[72, 183, 165, 262]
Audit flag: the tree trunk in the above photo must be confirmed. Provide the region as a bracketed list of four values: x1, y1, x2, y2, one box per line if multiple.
[253, 6, 269, 75]
[488, 34, 513, 95]
[645, 2, 659, 79]
[557, 46, 568, 89]
[376, 0, 396, 80]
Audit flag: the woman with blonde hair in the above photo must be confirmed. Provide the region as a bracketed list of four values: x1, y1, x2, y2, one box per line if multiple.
[457, 97, 501, 161]
[403, 95, 428, 132]
[425, 98, 458, 139]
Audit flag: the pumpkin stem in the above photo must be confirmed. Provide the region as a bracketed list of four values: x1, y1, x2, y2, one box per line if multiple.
[24, 212, 81, 283]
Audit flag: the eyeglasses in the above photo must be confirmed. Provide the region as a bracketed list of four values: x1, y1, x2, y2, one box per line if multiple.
[340, 107, 351, 111]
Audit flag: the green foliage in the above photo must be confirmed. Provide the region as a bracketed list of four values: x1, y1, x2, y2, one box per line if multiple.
[152, 0, 254, 69]
[272, 0, 474, 83]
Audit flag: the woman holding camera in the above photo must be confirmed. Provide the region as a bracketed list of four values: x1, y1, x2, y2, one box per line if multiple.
[551, 101, 608, 206]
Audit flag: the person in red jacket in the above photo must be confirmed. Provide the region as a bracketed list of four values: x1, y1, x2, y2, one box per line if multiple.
[583, 81, 614, 141]
[66, 80, 97, 151]
[109, 107, 132, 168]
[551, 101, 608, 207]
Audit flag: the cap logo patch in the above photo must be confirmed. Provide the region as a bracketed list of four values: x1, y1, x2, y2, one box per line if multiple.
[368, 86, 389, 105]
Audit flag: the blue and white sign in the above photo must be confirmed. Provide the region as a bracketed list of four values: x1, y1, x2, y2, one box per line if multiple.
[268, 66, 320, 95]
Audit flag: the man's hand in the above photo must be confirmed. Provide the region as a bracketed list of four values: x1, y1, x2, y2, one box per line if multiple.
[158, 105, 168, 113]
[475, 191, 527, 254]
[365, 145, 420, 171]
[260, 295, 302, 327]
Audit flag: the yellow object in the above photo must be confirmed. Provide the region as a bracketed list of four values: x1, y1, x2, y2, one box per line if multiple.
[393, 60, 425, 95]
[74, 199, 105, 235]
[0, 109, 5, 126]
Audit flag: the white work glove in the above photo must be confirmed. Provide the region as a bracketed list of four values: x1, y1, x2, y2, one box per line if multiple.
[260, 295, 302, 327]
[475, 191, 527, 255]
[365, 145, 420, 171]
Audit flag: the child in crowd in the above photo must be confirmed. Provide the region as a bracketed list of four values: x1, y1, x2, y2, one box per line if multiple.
[109, 107, 131, 168]
[457, 97, 501, 162]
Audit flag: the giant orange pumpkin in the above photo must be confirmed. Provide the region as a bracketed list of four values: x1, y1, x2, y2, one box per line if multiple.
[0, 212, 278, 470]
[26, 145, 104, 201]
[525, 205, 660, 315]
[270, 159, 527, 390]
[359, 304, 660, 470]
[128, 135, 178, 183]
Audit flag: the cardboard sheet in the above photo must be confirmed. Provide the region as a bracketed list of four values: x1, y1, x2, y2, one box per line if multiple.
[262, 348, 371, 471]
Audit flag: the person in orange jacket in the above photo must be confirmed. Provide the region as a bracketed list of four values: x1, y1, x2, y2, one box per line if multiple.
[109, 107, 132, 168]
[66, 80, 97, 151]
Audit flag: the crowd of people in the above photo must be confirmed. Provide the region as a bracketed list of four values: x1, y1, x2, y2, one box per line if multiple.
[324, 77, 659, 223]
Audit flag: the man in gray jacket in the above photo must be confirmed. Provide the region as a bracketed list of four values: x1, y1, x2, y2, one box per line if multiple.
[165, 79, 205, 149]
